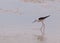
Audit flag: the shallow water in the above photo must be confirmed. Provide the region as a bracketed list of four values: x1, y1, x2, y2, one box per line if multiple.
[0, 28, 60, 43]
[0, 0, 60, 43]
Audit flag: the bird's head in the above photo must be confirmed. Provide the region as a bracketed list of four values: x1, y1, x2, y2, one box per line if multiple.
[32, 19, 40, 23]
[32, 19, 37, 23]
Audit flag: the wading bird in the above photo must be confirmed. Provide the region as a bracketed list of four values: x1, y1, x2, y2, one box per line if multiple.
[33, 15, 50, 36]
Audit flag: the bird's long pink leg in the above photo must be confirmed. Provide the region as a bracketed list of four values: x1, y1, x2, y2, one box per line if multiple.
[42, 21, 45, 36]
[40, 20, 45, 36]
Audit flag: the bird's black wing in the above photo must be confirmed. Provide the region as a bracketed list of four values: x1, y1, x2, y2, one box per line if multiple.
[38, 15, 50, 20]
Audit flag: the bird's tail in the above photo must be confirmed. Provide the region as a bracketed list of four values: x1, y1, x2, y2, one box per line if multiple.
[44, 15, 50, 19]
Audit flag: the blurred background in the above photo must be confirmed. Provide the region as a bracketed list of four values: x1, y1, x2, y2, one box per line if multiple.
[0, 0, 60, 43]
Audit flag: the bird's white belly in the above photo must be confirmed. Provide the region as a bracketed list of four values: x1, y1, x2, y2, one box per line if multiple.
[37, 20, 43, 22]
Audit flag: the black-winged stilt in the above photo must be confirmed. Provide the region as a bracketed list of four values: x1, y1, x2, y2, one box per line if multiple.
[33, 15, 50, 36]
